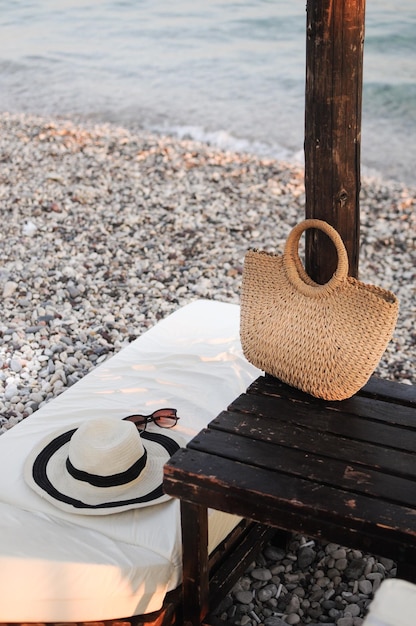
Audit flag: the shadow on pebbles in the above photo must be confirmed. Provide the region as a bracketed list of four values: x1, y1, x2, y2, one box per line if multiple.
[214, 534, 396, 626]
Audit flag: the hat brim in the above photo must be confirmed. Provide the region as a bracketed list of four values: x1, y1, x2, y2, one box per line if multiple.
[24, 424, 184, 515]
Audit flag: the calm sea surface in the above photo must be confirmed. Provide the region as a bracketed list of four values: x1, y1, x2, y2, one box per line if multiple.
[0, 0, 415, 184]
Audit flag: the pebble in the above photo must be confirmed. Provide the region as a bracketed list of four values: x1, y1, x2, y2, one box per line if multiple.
[251, 568, 273, 582]
[235, 591, 254, 605]
[9, 357, 23, 373]
[4, 384, 18, 401]
[358, 580, 373, 595]
[345, 560, 366, 580]
[0, 112, 413, 624]
[257, 585, 277, 603]
[297, 547, 317, 569]
[3, 281, 18, 298]
[264, 618, 289, 626]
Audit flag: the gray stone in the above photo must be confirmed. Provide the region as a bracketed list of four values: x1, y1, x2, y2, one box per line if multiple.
[310, 589, 324, 602]
[264, 545, 286, 561]
[236, 604, 251, 617]
[378, 557, 395, 571]
[322, 600, 336, 611]
[297, 547, 316, 569]
[9, 357, 23, 372]
[4, 384, 18, 401]
[234, 590, 253, 605]
[256, 584, 277, 603]
[346, 603, 361, 617]
[3, 281, 18, 298]
[307, 605, 322, 620]
[292, 586, 305, 598]
[367, 572, 383, 593]
[332, 549, 347, 560]
[358, 580, 372, 595]
[25, 325, 43, 334]
[345, 559, 366, 580]
[29, 391, 44, 403]
[335, 558, 348, 571]
[67, 285, 81, 299]
[286, 594, 301, 613]
[264, 618, 289, 626]
[239, 577, 252, 591]
[251, 567, 272, 581]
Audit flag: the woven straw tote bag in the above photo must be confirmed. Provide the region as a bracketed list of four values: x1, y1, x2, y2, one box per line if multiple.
[240, 219, 399, 400]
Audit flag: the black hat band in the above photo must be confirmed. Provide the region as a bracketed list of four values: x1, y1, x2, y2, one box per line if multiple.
[65, 449, 148, 488]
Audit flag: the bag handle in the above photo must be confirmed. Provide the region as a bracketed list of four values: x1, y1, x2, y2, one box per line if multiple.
[283, 219, 349, 297]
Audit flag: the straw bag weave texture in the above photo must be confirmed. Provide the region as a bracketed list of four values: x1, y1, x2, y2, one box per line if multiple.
[240, 219, 399, 401]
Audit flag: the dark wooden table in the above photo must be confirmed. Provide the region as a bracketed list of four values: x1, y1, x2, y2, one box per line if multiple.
[163, 375, 416, 626]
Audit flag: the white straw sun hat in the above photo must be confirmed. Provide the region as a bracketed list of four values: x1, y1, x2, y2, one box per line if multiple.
[24, 416, 185, 515]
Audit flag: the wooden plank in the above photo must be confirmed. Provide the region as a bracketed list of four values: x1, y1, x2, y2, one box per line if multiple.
[188, 429, 416, 508]
[248, 376, 416, 426]
[361, 376, 416, 407]
[228, 393, 416, 436]
[226, 394, 416, 451]
[164, 449, 416, 544]
[210, 410, 416, 479]
[164, 449, 416, 564]
[304, 0, 365, 282]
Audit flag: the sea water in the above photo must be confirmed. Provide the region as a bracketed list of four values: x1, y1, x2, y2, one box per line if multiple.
[0, 0, 414, 184]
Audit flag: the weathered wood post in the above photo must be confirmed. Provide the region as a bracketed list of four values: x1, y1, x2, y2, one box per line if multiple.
[304, 0, 366, 283]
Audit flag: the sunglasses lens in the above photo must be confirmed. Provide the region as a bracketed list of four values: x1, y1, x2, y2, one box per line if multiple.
[154, 416, 177, 428]
[152, 408, 177, 428]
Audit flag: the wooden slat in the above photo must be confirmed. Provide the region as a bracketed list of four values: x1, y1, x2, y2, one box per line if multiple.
[209, 410, 416, 480]
[361, 376, 416, 406]
[165, 449, 416, 542]
[164, 449, 416, 565]
[247, 376, 416, 427]
[188, 428, 416, 508]
[255, 374, 416, 409]
[226, 394, 416, 451]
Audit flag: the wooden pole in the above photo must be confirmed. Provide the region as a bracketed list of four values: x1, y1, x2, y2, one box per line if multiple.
[304, 0, 365, 283]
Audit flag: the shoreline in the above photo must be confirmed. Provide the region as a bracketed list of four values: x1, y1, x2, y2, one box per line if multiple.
[2, 106, 414, 187]
[0, 111, 415, 624]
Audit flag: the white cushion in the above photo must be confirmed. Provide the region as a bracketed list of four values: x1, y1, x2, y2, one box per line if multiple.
[0, 300, 260, 622]
[363, 579, 416, 626]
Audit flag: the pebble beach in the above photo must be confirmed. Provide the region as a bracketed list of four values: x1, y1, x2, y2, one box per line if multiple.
[0, 112, 415, 625]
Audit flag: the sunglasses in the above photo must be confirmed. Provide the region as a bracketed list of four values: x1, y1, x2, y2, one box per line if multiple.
[124, 408, 179, 432]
